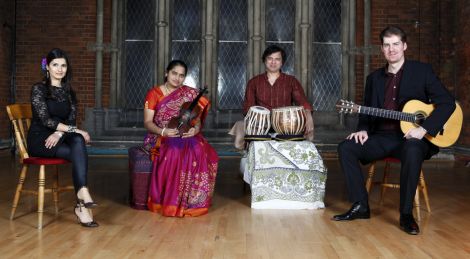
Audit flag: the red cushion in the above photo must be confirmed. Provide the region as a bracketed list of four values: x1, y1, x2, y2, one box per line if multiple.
[383, 157, 400, 163]
[23, 157, 70, 165]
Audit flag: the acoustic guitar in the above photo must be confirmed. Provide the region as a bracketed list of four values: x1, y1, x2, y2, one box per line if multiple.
[335, 99, 463, 147]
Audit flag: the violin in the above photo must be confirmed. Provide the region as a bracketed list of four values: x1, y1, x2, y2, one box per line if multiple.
[167, 86, 208, 136]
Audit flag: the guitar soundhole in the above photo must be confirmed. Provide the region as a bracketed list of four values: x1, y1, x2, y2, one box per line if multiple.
[415, 113, 426, 125]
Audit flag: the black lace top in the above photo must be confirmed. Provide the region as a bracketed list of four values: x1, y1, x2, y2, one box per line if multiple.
[30, 82, 76, 131]
[27, 83, 77, 157]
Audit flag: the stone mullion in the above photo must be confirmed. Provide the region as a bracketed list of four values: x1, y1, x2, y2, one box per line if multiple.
[156, 0, 170, 85]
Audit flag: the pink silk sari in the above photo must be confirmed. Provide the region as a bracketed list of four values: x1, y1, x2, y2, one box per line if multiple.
[145, 86, 219, 217]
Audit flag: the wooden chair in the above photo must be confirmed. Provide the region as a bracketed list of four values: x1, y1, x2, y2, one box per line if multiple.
[365, 157, 431, 220]
[7, 104, 74, 229]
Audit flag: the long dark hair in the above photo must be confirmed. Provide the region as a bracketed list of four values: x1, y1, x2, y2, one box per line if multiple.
[43, 48, 76, 103]
[164, 60, 188, 82]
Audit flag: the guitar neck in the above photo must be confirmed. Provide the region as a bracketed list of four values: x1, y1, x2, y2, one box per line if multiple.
[359, 106, 416, 122]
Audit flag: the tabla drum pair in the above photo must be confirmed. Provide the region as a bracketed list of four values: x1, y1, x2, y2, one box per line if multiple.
[244, 106, 306, 136]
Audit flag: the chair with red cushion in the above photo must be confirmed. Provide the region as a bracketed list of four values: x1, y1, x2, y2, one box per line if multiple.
[7, 104, 74, 229]
[365, 157, 431, 220]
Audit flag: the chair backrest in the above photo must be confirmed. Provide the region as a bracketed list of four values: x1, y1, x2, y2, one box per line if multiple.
[6, 104, 32, 161]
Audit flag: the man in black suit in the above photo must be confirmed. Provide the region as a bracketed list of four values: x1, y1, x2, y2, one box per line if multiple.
[332, 26, 456, 235]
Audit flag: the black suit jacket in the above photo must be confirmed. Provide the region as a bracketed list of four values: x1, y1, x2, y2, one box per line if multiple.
[357, 60, 456, 138]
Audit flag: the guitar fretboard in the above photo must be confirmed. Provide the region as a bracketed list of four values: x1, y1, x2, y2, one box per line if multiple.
[359, 106, 417, 122]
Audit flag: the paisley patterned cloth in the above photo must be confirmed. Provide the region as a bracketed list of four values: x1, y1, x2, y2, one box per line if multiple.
[244, 140, 326, 209]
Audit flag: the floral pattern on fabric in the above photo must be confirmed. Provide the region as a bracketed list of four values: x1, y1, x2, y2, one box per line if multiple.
[246, 140, 327, 207]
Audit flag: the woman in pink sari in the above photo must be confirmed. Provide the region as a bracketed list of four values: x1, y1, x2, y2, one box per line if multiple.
[143, 60, 218, 217]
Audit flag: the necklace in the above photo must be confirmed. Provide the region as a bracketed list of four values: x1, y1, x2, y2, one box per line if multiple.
[164, 82, 178, 95]
[163, 83, 171, 95]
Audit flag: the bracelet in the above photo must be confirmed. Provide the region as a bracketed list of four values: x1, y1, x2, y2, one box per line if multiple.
[67, 125, 77, 133]
[161, 127, 166, 136]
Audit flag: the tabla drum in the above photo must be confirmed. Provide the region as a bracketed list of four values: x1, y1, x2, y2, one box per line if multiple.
[271, 106, 306, 135]
[244, 106, 271, 135]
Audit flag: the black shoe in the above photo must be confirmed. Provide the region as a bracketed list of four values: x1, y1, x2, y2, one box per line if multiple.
[332, 202, 370, 221]
[74, 202, 99, 228]
[77, 199, 98, 208]
[400, 214, 419, 235]
[77, 187, 98, 208]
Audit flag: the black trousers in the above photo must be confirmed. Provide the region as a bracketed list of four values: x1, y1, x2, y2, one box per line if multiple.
[55, 133, 89, 193]
[337, 132, 437, 214]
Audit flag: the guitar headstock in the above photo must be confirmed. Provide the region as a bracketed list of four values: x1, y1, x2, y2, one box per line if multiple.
[336, 99, 360, 114]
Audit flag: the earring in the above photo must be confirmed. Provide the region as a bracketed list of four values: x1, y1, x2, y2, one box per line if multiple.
[46, 71, 50, 79]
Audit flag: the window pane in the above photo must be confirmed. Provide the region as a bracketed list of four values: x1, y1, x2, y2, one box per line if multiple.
[311, 43, 342, 111]
[126, 0, 155, 40]
[265, 0, 295, 75]
[218, 0, 247, 41]
[171, 0, 201, 88]
[266, 0, 295, 41]
[313, 0, 341, 42]
[171, 42, 201, 88]
[124, 0, 156, 108]
[217, 0, 247, 110]
[172, 0, 201, 41]
[311, 0, 342, 111]
[218, 43, 247, 110]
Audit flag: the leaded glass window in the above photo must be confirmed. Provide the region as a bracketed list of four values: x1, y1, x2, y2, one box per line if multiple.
[171, 0, 201, 88]
[217, 0, 248, 110]
[265, 0, 295, 75]
[123, 0, 156, 108]
[310, 0, 342, 111]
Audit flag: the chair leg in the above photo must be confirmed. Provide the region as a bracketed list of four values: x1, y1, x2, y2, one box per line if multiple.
[365, 162, 376, 193]
[414, 188, 421, 221]
[419, 170, 431, 213]
[379, 162, 390, 206]
[38, 165, 46, 229]
[10, 164, 28, 220]
[53, 165, 59, 215]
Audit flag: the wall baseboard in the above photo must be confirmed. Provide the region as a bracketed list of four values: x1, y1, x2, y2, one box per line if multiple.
[0, 138, 13, 150]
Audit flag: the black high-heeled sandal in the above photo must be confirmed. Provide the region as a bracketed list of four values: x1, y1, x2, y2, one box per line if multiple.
[77, 199, 98, 208]
[74, 202, 99, 228]
[77, 187, 98, 208]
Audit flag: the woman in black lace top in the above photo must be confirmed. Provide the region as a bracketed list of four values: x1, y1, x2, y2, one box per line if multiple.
[28, 48, 98, 227]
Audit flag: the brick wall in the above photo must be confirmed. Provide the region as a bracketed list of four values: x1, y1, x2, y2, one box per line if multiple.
[0, 0, 15, 139]
[455, 0, 470, 150]
[355, 0, 445, 103]
[14, 0, 111, 128]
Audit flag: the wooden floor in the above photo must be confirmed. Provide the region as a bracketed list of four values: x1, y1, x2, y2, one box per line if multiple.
[0, 150, 469, 258]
